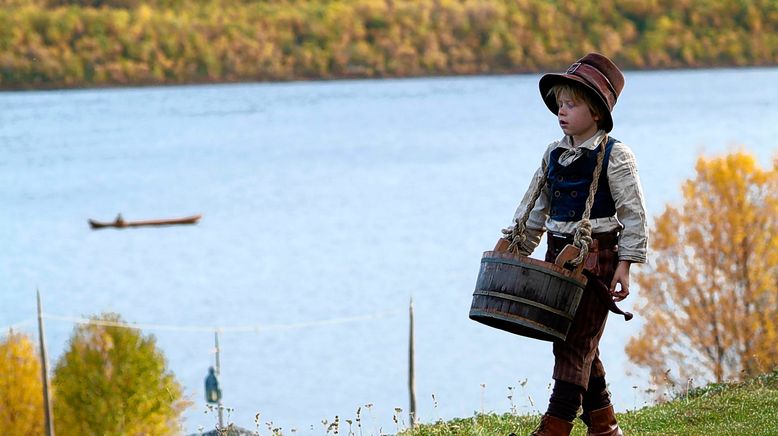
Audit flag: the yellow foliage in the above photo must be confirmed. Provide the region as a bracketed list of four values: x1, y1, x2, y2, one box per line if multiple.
[52, 313, 189, 435]
[2, 0, 778, 88]
[626, 150, 778, 389]
[0, 331, 44, 434]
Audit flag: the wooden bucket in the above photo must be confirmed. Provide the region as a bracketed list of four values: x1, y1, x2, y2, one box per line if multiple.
[469, 240, 588, 342]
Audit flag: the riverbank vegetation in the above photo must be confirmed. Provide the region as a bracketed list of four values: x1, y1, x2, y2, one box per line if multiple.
[1, 0, 777, 89]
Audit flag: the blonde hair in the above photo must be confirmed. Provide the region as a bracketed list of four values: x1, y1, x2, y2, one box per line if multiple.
[547, 83, 608, 128]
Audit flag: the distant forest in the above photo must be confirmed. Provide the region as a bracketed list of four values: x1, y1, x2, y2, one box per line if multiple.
[1, 0, 777, 89]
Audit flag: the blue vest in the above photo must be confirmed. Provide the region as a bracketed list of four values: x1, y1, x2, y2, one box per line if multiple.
[546, 137, 617, 222]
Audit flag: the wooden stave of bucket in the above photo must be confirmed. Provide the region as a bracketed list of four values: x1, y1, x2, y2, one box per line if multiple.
[469, 249, 588, 342]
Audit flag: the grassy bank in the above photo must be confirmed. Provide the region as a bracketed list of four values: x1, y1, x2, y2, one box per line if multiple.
[399, 370, 778, 435]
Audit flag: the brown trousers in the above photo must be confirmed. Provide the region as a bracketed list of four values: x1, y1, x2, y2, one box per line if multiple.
[545, 232, 620, 389]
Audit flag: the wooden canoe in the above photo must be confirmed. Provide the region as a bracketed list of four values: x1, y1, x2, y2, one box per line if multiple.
[89, 214, 202, 229]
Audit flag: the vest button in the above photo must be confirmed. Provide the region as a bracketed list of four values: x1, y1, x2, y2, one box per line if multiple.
[556, 175, 564, 182]
[568, 210, 576, 217]
[550, 208, 557, 215]
[570, 191, 578, 198]
[554, 190, 561, 198]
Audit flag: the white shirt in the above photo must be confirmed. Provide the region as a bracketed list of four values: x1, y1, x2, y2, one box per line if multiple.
[511, 130, 649, 263]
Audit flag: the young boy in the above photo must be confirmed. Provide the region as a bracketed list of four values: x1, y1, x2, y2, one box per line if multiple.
[505, 53, 648, 435]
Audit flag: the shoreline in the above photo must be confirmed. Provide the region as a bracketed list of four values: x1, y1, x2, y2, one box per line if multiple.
[2, 63, 777, 93]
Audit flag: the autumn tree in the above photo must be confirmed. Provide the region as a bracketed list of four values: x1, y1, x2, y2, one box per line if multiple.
[626, 151, 778, 388]
[52, 313, 190, 435]
[0, 331, 44, 434]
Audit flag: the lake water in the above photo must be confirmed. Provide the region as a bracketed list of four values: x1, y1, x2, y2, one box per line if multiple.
[2, 68, 777, 434]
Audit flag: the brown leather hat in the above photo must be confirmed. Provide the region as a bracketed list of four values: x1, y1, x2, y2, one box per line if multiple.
[538, 52, 625, 132]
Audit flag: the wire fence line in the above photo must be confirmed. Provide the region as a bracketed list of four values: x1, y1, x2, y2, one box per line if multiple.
[2, 309, 403, 335]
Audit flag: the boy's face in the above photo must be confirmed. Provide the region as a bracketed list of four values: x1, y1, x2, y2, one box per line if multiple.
[556, 90, 600, 143]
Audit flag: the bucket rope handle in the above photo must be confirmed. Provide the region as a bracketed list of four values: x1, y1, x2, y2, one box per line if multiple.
[505, 159, 548, 253]
[505, 136, 609, 268]
[569, 138, 608, 266]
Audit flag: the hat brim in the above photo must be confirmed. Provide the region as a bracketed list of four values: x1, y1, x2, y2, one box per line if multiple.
[539, 73, 614, 133]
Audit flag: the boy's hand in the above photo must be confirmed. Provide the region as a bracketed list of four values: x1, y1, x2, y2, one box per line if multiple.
[610, 261, 632, 302]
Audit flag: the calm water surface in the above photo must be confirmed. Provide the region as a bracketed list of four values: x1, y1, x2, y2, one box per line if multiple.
[2, 68, 777, 433]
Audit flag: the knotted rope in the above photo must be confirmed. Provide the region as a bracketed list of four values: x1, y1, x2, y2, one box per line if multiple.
[504, 161, 548, 253]
[504, 136, 609, 268]
[569, 138, 608, 266]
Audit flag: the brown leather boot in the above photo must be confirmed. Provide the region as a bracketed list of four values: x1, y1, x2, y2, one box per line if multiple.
[528, 414, 574, 436]
[584, 405, 623, 436]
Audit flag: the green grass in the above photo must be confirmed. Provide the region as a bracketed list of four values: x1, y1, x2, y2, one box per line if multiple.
[399, 370, 778, 436]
